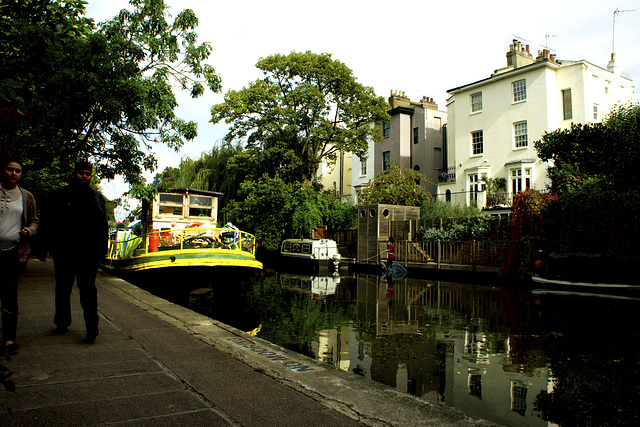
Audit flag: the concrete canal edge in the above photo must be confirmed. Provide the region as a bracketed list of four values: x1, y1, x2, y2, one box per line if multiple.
[100, 273, 497, 427]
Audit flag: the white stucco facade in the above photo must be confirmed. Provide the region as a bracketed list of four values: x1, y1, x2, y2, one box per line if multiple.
[438, 41, 635, 209]
[315, 150, 353, 200]
[351, 124, 377, 204]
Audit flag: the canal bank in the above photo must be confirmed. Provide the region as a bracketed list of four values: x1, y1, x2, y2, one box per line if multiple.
[1, 260, 495, 426]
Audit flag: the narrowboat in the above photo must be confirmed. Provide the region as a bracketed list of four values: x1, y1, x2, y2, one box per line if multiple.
[103, 188, 262, 274]
[280, 238, 341, 274]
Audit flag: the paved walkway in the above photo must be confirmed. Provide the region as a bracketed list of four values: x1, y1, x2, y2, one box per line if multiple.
[1, 260, 495, 426]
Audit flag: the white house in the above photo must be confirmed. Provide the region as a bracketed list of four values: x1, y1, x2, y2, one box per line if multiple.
[438, 40, 635, 210]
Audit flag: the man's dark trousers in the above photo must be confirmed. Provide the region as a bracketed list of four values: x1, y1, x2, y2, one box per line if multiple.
[53, 255, 99, 337]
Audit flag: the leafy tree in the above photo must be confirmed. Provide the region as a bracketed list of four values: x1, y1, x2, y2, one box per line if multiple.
[153, 166, 182, 191]
[532, 102, 640, 256]
[1, 0, 221, 191]
[211, 51, 389, 183]
[225, 175, 296, 250]
[358, 161, 429, 207]
[535, 102, 640, 193]
[153, 143, 246, 214]
[323, 193, 357, 230]
[224, 175, 357, 250]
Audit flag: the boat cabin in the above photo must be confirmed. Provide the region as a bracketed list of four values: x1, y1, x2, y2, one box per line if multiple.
[280, 238, 341, 274]
[144, 188, 223, 234]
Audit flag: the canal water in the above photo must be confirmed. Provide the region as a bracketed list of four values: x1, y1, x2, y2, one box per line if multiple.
[129, 268, 640, 427]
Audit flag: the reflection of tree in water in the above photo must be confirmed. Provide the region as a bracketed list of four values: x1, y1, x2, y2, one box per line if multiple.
[533, 297, 640, 427]
[247, 275, 354, 358]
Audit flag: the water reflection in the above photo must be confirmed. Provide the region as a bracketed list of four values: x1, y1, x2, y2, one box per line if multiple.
[130, 270, 640, 427]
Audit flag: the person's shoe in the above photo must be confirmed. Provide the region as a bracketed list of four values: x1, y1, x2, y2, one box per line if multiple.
[84, 329, 98, 344]
[4, 341, 18, 355]
[52, 326, 69, 334]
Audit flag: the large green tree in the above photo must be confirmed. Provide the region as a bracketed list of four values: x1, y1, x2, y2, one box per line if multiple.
[1, 0, 220, 189]
[358, 161, 429, 207]
[211, 51, 389, 184]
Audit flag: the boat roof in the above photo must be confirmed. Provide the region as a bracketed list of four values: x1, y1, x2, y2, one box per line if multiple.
[166, 187, 224, 197]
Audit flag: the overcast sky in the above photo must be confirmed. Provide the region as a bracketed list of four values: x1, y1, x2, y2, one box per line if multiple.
[89, 0, 640, 199]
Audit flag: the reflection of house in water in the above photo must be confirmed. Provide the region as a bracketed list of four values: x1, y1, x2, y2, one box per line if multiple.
[437, 331, 549, 426]
[333, 274, 551, 426]
[311, 326, 372, 380]
[279, 273, 340, 297]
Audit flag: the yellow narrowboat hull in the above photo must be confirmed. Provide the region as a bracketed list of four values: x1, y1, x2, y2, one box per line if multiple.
[103, 248, 263, 272]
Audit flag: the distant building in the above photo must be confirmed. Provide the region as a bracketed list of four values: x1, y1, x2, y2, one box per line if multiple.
[351, 92, 447, 202]
[315, 150, 353, 199]
[438, 40, 635, 211]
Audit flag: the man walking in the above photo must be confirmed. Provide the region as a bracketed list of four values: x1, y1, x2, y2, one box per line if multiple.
[42, 161, 108, 343]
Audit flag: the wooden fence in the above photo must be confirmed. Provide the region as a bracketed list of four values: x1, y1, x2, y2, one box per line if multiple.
[385, 239, 515, 270]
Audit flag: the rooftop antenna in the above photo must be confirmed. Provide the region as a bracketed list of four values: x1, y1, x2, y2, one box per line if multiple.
[612, 8, 635, 59]
[544, 35, 559, 51]
[509, 34, 531, 45]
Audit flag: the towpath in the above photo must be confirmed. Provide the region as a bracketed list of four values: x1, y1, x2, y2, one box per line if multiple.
[0, 260, 495, 426]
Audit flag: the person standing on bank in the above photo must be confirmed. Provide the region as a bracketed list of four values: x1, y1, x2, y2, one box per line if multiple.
[41, 161, 108, 344]
[0, 158, 39, 354]
[386, 236, 395, 267]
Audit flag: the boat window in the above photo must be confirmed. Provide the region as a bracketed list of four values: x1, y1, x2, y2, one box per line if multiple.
[302, 244, 312, 254]
[189, 196, 213, 207]
[158, 193, 184, 216]
[189, 206, 212, 218]
[283, 242, 292, 252]
[188, 195, 214, 218]
[159, 194, 183, 204]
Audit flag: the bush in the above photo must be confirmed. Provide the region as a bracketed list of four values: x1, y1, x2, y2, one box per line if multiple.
[421, 217, 492, 241]
[420, 197, 483, 221]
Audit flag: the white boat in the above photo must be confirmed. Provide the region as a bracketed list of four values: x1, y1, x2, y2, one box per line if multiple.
[280, 238, 341, 273]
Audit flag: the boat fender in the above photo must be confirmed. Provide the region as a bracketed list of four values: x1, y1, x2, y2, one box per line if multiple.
[170, 256, 176, 263]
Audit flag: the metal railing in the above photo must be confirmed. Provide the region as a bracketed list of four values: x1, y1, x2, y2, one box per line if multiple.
[485, 192, 514, 208]
[107, 227, 257, 260]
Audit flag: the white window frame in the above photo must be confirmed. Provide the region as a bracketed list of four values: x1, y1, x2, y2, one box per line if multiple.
[593, 104, 599, 120]
[359, 157, 367, 176]
[471, 92, 483, 113]
[512, 79, 527, 102]
[468, 173, 480, 206]
[510, 166, 532, 194]
[514, 121, 528, 148]
[471, 130, 483, 156]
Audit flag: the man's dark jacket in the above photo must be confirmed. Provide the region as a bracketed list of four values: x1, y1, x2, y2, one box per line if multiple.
[44, 182, 108, 261]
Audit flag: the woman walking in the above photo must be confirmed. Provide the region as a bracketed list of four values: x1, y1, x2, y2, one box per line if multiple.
[0, 158, 39, 354]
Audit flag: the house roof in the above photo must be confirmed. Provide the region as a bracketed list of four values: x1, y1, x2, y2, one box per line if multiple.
[447, 60, 559, 94]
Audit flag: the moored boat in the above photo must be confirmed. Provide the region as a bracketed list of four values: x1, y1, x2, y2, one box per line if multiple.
[280, 238, 341, 274]
[104, 188, 262, 273]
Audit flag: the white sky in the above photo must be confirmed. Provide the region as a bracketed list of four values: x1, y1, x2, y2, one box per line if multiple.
[90, 0, 640, 199]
